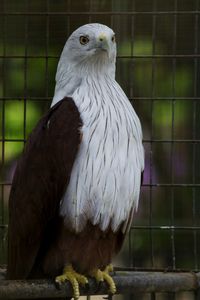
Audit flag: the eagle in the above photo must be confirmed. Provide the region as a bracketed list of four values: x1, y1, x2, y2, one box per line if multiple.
[7, 23, 144, 299]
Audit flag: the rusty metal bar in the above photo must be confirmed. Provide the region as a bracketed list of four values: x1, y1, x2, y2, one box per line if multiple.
[0, 269, 200, 299]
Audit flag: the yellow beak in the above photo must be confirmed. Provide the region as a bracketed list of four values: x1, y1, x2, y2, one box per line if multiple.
[98, 33, 109, 51]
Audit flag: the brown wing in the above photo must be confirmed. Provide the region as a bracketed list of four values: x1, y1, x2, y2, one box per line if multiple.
[7, 97, 82, 279]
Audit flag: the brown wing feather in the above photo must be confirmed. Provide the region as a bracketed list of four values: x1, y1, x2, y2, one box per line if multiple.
[7, 97, 82, 279]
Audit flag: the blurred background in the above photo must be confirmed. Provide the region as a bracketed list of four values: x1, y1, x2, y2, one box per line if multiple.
[0, 0, 200, 299]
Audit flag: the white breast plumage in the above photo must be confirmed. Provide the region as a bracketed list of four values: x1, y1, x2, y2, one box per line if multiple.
[60, 74, 144, 233]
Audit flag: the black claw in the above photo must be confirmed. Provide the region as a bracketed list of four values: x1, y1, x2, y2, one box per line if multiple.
[84, 282, 90, 291]
[97, 279, 104, 290]
[55, 281, 62, 290]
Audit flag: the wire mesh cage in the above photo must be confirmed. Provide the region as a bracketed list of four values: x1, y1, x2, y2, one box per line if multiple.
[0, 0, 200, 299]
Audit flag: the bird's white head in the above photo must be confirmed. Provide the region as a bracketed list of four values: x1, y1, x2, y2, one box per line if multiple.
[52, 23, 117, 105]
[61, 23, 116, 68]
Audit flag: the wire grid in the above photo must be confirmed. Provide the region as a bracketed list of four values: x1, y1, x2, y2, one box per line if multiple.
[0, 0, 200, 299]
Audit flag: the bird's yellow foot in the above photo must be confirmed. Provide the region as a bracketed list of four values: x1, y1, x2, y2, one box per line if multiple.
[55, 265, 88, 300]
[90, 264, 116, 294]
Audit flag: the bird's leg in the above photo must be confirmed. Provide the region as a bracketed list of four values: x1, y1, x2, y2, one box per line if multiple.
[90, 264, 116, 294]
[55, 264, 88, 300]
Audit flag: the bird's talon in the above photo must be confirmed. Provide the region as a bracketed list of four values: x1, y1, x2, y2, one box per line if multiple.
[90, 264, 116, 295]
[55, 265, 88, 299]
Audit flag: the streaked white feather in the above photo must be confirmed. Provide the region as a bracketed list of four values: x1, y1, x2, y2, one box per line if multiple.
[52, 23, 144, 233]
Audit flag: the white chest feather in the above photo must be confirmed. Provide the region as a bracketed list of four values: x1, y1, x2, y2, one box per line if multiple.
[60, 75, 144, 233]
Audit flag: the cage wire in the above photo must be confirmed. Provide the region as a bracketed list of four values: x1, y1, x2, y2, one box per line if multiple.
[0, 0, 200, 299]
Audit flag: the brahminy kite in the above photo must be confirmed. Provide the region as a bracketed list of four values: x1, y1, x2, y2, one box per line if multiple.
[7, 23, 144, 299]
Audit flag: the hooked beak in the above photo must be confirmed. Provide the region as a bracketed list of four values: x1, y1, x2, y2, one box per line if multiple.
[97, 33, 110, 53]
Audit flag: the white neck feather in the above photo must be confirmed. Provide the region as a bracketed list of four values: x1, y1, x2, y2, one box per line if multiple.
[51, 52, 116, 107]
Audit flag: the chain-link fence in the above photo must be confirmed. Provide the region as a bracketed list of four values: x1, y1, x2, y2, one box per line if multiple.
[0, 0, 200, 299]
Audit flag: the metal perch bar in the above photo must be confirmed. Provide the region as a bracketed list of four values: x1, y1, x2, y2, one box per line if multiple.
[0, 268, 200, 299]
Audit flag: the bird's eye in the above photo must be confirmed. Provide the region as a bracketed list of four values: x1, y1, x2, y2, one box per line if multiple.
[111, 35, 116, 43]
[79, 36, 89, 45]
